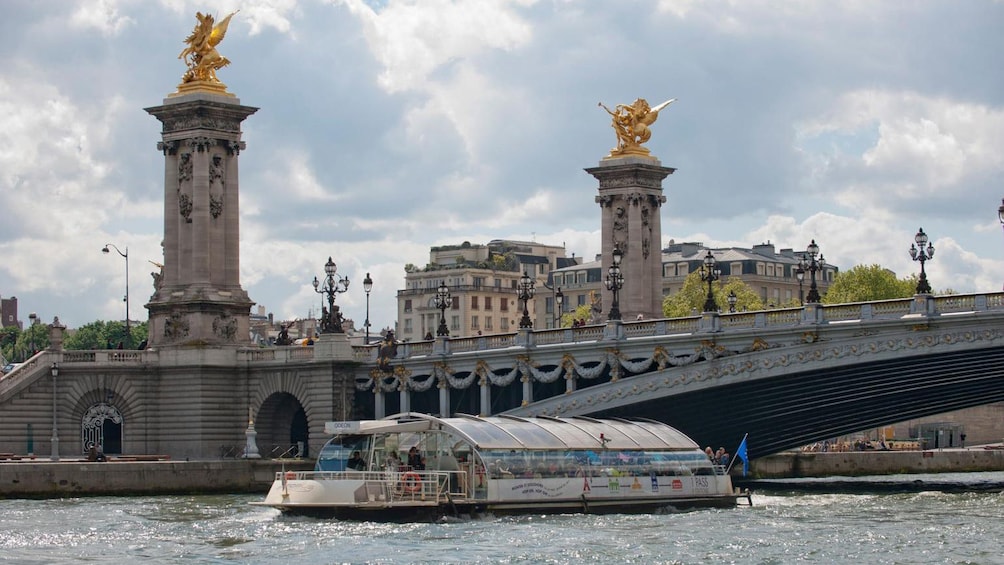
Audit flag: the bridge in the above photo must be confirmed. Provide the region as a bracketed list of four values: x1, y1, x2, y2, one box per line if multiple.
[1, 292, 1001, 461]
[354, 292, 1004, 458]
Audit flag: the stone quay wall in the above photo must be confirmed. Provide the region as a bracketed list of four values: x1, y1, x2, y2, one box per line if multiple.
[0, 459, 314, 498]
[749, 449, 1004, 478]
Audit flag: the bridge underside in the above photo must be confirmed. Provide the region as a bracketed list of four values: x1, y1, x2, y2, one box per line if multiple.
[587, 346, 1004, 458]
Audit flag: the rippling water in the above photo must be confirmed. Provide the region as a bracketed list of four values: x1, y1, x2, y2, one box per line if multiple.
[1, 473, 1002, 564]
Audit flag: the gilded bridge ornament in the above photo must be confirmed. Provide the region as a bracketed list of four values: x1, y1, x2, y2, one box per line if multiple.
[599, 98, 676, 159]
[177, 11, 238, 91]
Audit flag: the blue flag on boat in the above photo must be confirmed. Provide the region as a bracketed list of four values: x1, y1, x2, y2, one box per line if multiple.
[735, 435, 749, 477]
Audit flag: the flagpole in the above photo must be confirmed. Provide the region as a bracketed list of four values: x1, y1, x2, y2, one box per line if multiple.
[726, 432, 748, 475]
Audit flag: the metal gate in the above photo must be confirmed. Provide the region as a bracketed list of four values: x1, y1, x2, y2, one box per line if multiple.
[81, 403, 123, 454]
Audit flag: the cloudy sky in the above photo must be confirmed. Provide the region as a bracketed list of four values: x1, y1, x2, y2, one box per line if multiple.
[2, 0, 1003, 333]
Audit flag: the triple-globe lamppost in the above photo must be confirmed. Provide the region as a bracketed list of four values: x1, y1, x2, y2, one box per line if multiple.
[800, 240, 825, 304]
[700, 250, 720, 313]
[909, 228, 935, 294]
[102, 243, 130, 347]
[605, 246, 624, 321]
[434, 281, 452, 337]
[727, 290, 738, 313]
[312, 257, 349, 334]
[517, 271, 536, 329]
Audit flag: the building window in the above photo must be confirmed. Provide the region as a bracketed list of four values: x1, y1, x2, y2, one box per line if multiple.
[451, 315, 460, 331]
[485, 317, 493, 330]
[452, 296, 459, 310]
[404, 299, 413, 313]
[500, 317, 509, 331]
[545, 297, 554, 314]
[730, 262, 743, 276]
[471, 296, 479, 310]
[485, 296, 492, 311]
[578, 294, 586, 306]
[500, 298, 509, 312]
[471, 316, 479, 330]
[494, 278, 502, 289]
[756, 263, 765, 276]
[677, 263, 688, 275]
[576, 272, 586, 285]
[766, 264, 775, 277]
[404, 319, 413, 333]
[473, 277, 485, 288]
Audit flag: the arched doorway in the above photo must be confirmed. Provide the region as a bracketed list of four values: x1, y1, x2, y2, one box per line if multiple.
[81, 403, 123, 455]
[258, 393, 309, 458]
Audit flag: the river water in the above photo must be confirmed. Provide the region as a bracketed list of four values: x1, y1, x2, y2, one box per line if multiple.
[1, 472, 1001, 564]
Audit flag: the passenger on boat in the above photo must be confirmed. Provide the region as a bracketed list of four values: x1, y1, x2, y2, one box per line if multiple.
[407, 447, 426, 470]
[386, 451, 402, 471]
[347, 451, 366, 471]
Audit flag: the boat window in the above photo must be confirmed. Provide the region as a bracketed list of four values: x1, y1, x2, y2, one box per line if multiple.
[479, 448, 716, 479]
[315, 435, 371, 472]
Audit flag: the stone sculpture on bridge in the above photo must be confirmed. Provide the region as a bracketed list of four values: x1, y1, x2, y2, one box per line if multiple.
[598, 97, 675, 159]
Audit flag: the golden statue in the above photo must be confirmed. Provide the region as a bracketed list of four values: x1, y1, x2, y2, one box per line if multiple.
[177, 11, 238, 89]
[598, 98, 676, 159]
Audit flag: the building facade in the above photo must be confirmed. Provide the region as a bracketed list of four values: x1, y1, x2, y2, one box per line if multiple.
[396, 240, 580, 340]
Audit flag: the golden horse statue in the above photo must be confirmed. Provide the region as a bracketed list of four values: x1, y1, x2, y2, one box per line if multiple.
[179, 11, 238, 83]
[599, 98, 676, 158]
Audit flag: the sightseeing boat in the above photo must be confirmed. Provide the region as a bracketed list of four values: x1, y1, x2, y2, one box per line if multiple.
[256, 412, 742, 519]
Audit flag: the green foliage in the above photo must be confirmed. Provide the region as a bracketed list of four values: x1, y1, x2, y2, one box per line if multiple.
[64, 320, 148, 350]
[1, 323, 48, 362]
[559, 304, 594, 327]
[662, 272, 765, 317]
[821, 264, 916, 304]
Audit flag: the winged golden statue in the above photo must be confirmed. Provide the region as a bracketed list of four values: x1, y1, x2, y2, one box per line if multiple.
[598, 98, 676, 159]
[178, 11, 238, 84]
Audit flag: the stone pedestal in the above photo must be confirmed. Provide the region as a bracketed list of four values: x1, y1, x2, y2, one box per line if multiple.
[587, 156, 674, 321]
[144, 91, 258, 347]
[313, 333, 353, 361]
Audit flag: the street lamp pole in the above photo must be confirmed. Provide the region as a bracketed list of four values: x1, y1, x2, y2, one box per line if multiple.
[999, 199, 1004, 290]
[312, 256, 349, 334]
[605, 245, 624, 321]
[50, 362, 59, 461]
[517, 271, 536, 329]
[795, 263, 805, 306]
[435, 281, 451, 337]
[800, 240, 824, 304]
[909, 227, 935, 294]
[363, 272, 373, 344]
[555, 288, 564, 327]
[28, 312, 37, 358]
[727, 290, 737, 313]
[700, 250, 720, 312]
[102, 244, 130, 347]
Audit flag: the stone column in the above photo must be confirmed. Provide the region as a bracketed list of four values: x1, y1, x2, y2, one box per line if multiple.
[145, 91, 257, 347]
[587, 156, 673, 321]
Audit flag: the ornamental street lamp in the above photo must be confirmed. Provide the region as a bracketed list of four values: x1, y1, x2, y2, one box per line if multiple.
[795, 263, 805, 306]
[605, 246, 625, 321]
[909, 227, 935, 294]
[999, 199, 1004, 290]
[50, 362, 59, 461]
[727, 290, 737, 313]
[312, 256, 349, 334]
[700, 250, 721, 312]
[555, 287, 564, 327]
[28, 312, 37, 358]
[102, 243, 130, 347]
[434, 281, 451, 337]
[800, 240, 825, 304]
[363, 272, 373, 344]
[517, 271, 536, 329]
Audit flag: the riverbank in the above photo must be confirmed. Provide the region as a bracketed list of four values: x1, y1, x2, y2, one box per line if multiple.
[746, 446, 1004, 479]
[0, 458, 314, 498]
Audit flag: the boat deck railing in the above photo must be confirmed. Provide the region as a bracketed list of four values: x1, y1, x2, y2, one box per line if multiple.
[278, 469, 473, 504]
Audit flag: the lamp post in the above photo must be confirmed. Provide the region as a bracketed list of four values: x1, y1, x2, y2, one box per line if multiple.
[909, 227, 935, 294]
[50, 362, 59, 461]
[27, 312, 37, 358]
[800, 240, 824, 303]
[517, 271, 536, 329]
[999, 199, 1004, 290]
[605, 246, 624, 321]
[102, 243, 130, 347]
[434, 281, 451, 337]
[363, 272, 373, 344]
[727, 290, 737, 313]
[555, 287, 564, 327]
[795, 263, 805, 306]
[312, 256, 349, 334]
[700, 250, 721, 312]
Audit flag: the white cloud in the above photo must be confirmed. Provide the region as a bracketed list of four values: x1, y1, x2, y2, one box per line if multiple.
[71, 0, 135, 36]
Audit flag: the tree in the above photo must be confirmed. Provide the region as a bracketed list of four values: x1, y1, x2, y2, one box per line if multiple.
[559, 304, 595, 327]
[64, 320, 149, 350]
[662, 272, 765, 317]
[821, 264, 916, 304]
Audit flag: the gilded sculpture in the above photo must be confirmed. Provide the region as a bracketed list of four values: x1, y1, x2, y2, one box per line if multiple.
[178, 11, 238, 85]
[598, 98, 676, 158]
